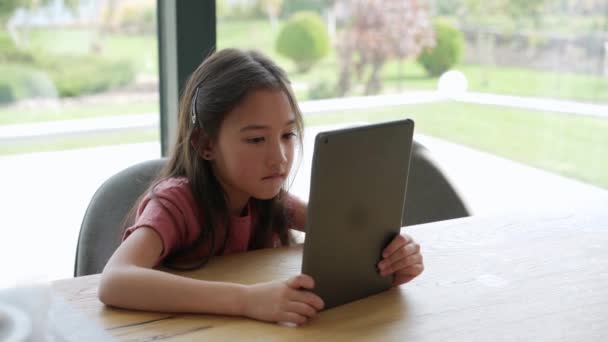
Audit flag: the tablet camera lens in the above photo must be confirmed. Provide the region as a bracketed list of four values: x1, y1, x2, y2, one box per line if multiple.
[324, 138, 328, 144]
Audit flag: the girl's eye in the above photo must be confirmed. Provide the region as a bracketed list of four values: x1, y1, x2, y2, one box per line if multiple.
[282, 132, 297, 140]
[246, 137, 265, 144]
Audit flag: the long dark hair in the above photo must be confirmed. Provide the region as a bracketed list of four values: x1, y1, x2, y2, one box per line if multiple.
[127, 48, 304, 269]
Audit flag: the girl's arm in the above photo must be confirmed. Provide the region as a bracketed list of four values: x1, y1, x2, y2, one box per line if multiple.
[99, 227, 245, 314]
[98, 227, 324, 324]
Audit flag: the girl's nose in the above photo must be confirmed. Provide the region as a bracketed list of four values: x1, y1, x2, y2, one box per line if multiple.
[268, 139, 288, 165]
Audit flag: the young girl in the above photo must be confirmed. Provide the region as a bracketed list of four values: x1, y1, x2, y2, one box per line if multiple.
[98, 48, 424, 325]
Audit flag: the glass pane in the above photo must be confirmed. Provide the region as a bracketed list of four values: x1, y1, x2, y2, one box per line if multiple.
[1, 0, 160, 286]
[217, 0, 608, 214]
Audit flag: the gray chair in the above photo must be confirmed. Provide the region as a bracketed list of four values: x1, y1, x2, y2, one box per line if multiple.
[74, 141, 469, 276]
[402, 141, 470, 226]
[74, 158, 166, 276]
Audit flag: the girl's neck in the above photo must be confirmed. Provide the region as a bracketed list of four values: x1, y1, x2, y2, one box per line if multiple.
[230, 199, 249, 217]
[211, 167, 251, 217]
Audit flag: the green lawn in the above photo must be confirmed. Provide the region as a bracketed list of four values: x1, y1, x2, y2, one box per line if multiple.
[26, 29, 95, 55]
[26, 29, 158, 75]
[1, 129, 159, 155]
[442, 14, 607, 36]
[0, 102, 158, 125]
[305, 102, 608, 190]
[3, 101, 607, 191]
[378, 61, 608, 103]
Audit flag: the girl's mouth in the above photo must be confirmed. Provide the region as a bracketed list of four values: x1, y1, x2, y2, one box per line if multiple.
[262, 173, 285, 181]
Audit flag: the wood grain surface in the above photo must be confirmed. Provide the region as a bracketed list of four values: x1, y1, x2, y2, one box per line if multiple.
[52, 211, 608, 341]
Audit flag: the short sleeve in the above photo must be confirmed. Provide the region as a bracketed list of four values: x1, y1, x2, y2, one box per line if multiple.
[123, 178, 202, 263]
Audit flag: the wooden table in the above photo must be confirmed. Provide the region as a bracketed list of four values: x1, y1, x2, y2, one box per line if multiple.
[52, 210, 608, 341]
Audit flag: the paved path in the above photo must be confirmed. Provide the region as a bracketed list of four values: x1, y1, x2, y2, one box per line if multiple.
[452, 92, 608, 118]
[2, 91, 607, 142]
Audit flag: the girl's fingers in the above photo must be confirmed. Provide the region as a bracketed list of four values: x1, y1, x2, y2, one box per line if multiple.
[396, 241, 420, 260]
[380, 254, 417, 276]
[382, 234, 411, 258]
[399, 253, 423, 270]
[398, 263, 425, 277]
[287, 274, 315, 290]
[392, 273, 417, 286]
[405, 241, 421, 257]
[285, 301, 317, 318]
[379, 247, 422, 275]
[378, 253, 407, 276]
[379, 235, 424, 285]
[279, 312, 308, 325]
[289, 289, 325, 311]
[379, 241, 420, 268]
[392, 264, 425, 286]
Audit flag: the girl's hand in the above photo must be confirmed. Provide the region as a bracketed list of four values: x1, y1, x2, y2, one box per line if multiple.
[242, 274, 324, 325]
[377, 234, 424, 286]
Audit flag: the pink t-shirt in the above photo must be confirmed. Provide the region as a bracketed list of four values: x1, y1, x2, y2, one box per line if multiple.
[123, 177, 290, 266]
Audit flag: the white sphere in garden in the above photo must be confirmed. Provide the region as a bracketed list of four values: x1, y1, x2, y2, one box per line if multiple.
[437, 70, 468, 97]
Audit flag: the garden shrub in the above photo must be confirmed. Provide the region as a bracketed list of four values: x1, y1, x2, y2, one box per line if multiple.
[0, 65, 57, 104]
[308, 80, 338, 100]
[35, 55, 135, 97]
[0, 31, 34, 63]
[216, 0, 264, 20]
[417, 18, 464, 77]
[118, 4, 157, 33]
[0, 83, 15, 104]
[0, 30, 136, 103]
[276, 11, 329, 73]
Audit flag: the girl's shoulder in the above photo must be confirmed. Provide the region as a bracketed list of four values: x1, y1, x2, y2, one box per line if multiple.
[153, 176, 190, 191]
[148, 176, 194, 203]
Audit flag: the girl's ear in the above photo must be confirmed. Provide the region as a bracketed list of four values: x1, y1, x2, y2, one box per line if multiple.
[191, 128, 216, 160]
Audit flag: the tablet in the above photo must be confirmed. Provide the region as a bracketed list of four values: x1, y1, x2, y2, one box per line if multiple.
[301, 119, 414, 309]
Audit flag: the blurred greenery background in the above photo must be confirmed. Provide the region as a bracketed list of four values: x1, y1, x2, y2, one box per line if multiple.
[0, 0, 606, 189]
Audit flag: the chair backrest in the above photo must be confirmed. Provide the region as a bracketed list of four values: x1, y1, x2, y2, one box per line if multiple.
[74, 142, 469, 276]
[402, 141, 470, 226]
[74, 158, 166, 276]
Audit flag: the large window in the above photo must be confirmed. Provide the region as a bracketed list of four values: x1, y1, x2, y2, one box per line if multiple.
[217, 0, 608, 213]
[2, 0, 607, 286]
[1, 0, 160, 286]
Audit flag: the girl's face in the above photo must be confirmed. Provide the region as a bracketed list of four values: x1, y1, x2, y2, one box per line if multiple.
[208, 88, 296, 215]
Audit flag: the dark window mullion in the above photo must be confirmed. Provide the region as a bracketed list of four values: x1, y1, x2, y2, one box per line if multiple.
[157, 0, 216, 156]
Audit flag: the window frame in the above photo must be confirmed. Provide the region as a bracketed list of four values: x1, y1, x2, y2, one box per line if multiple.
[157, 0, 216, 156]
